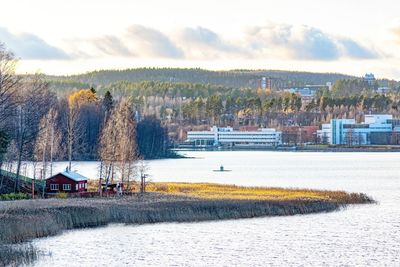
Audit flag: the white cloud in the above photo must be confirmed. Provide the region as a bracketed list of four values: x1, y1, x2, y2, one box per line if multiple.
[244, 23, 378, 60]
[125, 25, 184, 59]
[0, 27, 69, 60]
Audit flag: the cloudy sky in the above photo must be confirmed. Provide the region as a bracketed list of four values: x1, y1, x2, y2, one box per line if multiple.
[1, 0, 400, 78]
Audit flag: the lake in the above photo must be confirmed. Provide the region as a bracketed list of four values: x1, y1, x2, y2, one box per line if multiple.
[30, 151, 400, 266]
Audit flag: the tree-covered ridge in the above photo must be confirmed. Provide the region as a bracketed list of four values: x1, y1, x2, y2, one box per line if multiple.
[45, 68, 355, 89]
[98, 81, 253, 99]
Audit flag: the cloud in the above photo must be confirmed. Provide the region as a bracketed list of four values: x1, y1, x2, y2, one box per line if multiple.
[92, 35, 134, 56]
[339, 39, 378, 59]
[0, 27, 69, 60]
[244, 23, 378, 61]
[179, 27, 248, 58]
[126, 25, 184, 58]
[1, 22, 377, 63]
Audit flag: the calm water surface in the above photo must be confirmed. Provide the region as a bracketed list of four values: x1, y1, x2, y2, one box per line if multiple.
[30, 151, 400, 266]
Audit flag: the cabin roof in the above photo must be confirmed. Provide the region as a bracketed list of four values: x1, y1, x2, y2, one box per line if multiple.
[48, 171, 88, 182]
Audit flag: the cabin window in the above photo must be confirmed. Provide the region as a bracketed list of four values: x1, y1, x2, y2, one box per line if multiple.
[50, 184, 59, 191]
[84, 183, 87, 189]
[76, 184, 79, 191]
[63, 184, 71, 191]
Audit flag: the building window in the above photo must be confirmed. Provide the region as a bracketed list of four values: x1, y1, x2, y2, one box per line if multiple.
[84, 183, 87, 189]
[63, 184, 71, 191]
[50, 184, 59, 191]
[76, 184, 79, 191]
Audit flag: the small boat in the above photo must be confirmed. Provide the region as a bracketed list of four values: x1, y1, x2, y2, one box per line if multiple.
[213, 165, 232, 172]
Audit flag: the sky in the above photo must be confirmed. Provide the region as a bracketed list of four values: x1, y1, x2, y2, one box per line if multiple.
[1, 0, 400, 79]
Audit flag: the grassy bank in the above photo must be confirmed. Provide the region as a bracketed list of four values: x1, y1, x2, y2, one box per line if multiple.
[0, 183, 374, 265]
[145, 182, 372, 203]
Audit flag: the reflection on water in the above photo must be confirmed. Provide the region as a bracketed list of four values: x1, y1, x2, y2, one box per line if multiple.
[31, 152, 400, 266]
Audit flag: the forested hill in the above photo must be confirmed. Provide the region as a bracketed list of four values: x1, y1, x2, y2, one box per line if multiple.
[46, 68, 355, 89]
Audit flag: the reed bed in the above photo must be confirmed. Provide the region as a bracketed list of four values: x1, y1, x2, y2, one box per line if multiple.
[147, 182, 373, 204]
[0, 244, 38, 267]
[88, 181, 374, 204]
[0, 184, 374, 264]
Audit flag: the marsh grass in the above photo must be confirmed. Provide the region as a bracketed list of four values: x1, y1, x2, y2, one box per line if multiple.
[0, 183, 374, 265]
[87, 181, 373, 204]
[141, 182, 373, 204]
[0, 244, 38, 266]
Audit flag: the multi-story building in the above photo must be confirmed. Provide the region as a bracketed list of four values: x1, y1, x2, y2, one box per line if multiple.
[283, 87, 319, 103]
[364, 73, 376, 85]
[187, 126, 282, 147]
[317, 115, 393, 145]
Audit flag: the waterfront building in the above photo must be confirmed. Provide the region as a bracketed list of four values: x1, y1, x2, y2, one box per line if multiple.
[376, 87, 390, 94]
[317, 114, 393, 145]
[187, 126, 282, 147]
[364, 73, 376, 85]
[46, 170, 88, 194]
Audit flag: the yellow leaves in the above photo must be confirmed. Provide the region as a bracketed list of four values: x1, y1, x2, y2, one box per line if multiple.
[68, 89, 98, 109]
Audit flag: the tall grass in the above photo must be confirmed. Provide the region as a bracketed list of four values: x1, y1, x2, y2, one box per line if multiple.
[144, 182, 373, 204]
[88, 181, 374, 204]
[0, 184, 374, 265]
[0, 244, 38, 266]
[0, 191, 373, 244]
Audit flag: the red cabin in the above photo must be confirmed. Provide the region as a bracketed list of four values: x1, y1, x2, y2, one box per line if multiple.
[46, 171, 88, 194]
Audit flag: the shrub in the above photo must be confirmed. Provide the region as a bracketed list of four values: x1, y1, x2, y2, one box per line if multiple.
[55, 192, 68, 199]
[0, 193, 29, 201]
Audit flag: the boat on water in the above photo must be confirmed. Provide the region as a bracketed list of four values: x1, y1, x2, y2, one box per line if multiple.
[213, 165, 232, 172]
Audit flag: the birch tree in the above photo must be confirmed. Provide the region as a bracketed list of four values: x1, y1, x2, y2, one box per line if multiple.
[0, 43, 19, 128]
[14, 75, 55, 192]
[34, 108, 61, 179]
[0, 44, 19, 167]
[99, 98, 138, 190]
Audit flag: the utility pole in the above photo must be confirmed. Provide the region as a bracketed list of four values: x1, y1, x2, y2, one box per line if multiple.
[31, 177, 35, 199]
[140, 173, 147, 194]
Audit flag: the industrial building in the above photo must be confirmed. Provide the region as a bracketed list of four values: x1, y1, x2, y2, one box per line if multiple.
[187, 126, 282, 147]
[317, 114, 394, 145]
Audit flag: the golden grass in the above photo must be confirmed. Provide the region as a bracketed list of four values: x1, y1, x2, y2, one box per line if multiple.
[87, 180, 372, 204]
[145, 182, 370, 204]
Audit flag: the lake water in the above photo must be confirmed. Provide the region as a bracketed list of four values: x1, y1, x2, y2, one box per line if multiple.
[30, 151, 400, 266]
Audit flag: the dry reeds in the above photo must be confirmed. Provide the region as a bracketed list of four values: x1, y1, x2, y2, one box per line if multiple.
[0, 184, 374, 264]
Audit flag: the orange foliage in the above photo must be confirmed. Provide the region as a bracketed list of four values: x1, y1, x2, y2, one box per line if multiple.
[68, 89, 98, 108]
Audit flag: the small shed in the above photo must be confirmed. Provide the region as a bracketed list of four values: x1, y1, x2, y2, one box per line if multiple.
[46, 171, 88, 193]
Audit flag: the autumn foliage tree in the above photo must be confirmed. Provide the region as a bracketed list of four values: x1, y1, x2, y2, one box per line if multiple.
[67, 89, 100, 170]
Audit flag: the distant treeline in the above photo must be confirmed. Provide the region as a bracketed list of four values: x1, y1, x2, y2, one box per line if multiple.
[45, 68, 355, 90]
[41, 68, 400, 139]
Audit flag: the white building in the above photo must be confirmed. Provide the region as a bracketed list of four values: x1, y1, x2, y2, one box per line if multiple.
[187, 126, 282, 147]
[317, 115, 393, 145]
[364, 73, 376, 85]
[376, 87, 390, 94]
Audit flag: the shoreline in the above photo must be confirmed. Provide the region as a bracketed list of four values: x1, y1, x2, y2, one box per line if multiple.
[174, 146, 400, 153]
[0, 185, 374, 266]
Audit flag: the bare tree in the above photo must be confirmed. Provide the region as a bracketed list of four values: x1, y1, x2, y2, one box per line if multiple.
[13, 75, 55, 192]
[35, 108, 61, 178]
[344, 128, 356, 146]
[33, 108, 61, 197]
[0, 43, 19, 128]
[99, 98, 138, 192]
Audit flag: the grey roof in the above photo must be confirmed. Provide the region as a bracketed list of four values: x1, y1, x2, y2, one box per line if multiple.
[49, 171, 88, 182]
